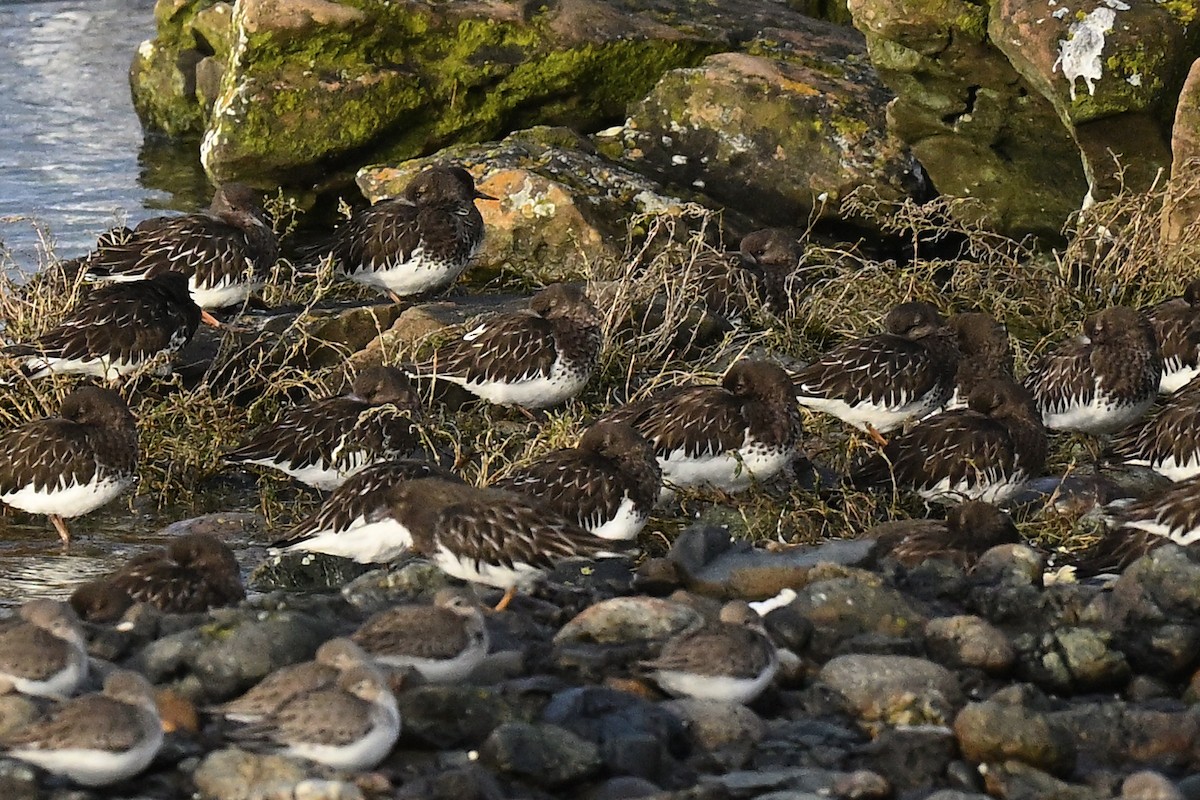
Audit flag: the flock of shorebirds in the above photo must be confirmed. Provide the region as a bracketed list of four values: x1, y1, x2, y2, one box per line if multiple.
[0, 163, 1197, 786]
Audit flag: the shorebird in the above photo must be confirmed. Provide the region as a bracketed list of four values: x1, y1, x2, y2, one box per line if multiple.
[211, 638, 371, 724]
[944, 311, 1015, 411]
[1, 670, 163, 787]
[492, 420, 661, 540]
[82, 183, 277, 311]
[1144, 279, 1200, 394]
[387, 478, 633, 611]
[306, 165, 494, 303]
[3, 272, 210, 382]
[1024, 306, 1162, 435]
[849, 378, 1047, 505]
[225, 664, 400, 770]
[224, 366, 424, 490]
[403, 283, 602, 410]
[792, 300, 959, 444]
[641, 600, 778, 704]
[352, 588, 488, 682]
[69, 532, 244, 620]
[0, 599, 88, 699]
[1107, 378, 1200, 482]
[599, 360, 802, 500]
[271, 458, 461, 563]
[0, 386, 138, 546]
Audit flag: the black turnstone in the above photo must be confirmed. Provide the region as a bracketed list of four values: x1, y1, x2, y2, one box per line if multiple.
[737, 228, 804, 315]
[82, 183, 277, 311]
[351, 588, 489, 682]
[0, 387, 138, 546]
[224, 365, 424, 490]
[1023, 306, 1163, 435]
[225, 664, 399, 770]
[0, 600, 88, 699]
[1107, 377, 1200, 481]
[867, 500, 1021, 569]
[792, 300, 959, 443]
[388, 478, 633, 610]
[491, 420, 662, 540]
[944, 311, 1015, 410]
[640, 600, 778, 704]
[1145, 279, 1200, 394]
[69, 532, 244, 620]
[212, 638, 370, 723]
[1, 670, 162, 787]
[271, 458, 461, 563]
[849, 378, 1047, 505]
[404, 283, 603, 410]
[3, 272, 207, 382]
[307, 165, 494, 303]
[598, 360, 802, 500]
[1076, 475, 1200, 575]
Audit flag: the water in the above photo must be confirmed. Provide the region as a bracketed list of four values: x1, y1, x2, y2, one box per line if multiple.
[0, 0, 251, 607]
[0, 0, 209, 274]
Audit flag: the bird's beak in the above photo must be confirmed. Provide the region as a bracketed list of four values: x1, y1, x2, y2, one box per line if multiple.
[474, 189, 498, 201]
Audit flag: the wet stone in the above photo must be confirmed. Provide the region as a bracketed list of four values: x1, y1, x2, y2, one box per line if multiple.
[662, 698, 766, 770]
[481, 722, 602, 788]
[192, 747, 309, 800]
[925, 615, 1015, 674]
[818, 654, 963, 727]
[399, 685, 535, 749]
[954, 700, 1076, 776]
[861, 726, 957, 792]
[1121, 770, 1184, 800]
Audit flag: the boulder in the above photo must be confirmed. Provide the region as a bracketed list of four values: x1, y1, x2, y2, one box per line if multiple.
[606, 20, 924, 233]
[1164, 58, 1200, 253]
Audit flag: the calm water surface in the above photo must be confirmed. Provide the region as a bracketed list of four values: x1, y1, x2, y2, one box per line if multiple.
[0, 0, 255, 607]
[0, 0, 209, 274]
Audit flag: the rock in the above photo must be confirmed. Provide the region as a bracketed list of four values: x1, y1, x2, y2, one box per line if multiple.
[607, 20, 922, 234]
[925, 615, 1014, 674]
[925, 793, 991, 800]
[1165, 58, 1200, 248]
[954, 699, 1076, 775]
[398, 685, 534, 749]
[1052, 703, 1200, 772]
[481, 722, 602, 788]
[662, 698, 766, 770]
[988, 0, 1187, 203]
[130, 0, 842, 187]
[588, 777, 662, 800]
[818, 654, 963, 727]
[541, 687, 691, 781]
[1013, 627, 1130, 694]
[130, 0, 214, 138]
[0, 760, 38, 800]
[979, 760, 1100, 800]
[1122, 771, 1184, 800]
[131, 609, 335, 701]
[789, 568, 926, 657]
[709, 767, 889, 798]
[248, 550, 372, 593]
[193, 747, 309, 800]
[861, 726, 957, 792]
[555, 597, 704, 645]
[340, 561, 454, 610]
[972, 543, 1044, 586]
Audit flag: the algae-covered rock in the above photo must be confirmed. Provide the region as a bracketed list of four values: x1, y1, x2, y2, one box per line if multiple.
[848, 0, 1089, 239]
[607, 20, 924, 231]
[187, 0, 806, 187]
[356, 128, 694, 284]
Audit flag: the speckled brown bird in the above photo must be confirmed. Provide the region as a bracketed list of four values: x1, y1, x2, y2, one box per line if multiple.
[1144, 279, 1200, 394]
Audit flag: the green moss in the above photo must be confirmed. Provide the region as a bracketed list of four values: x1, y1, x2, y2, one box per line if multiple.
[951, 2, 988, 42]
[1158, 0, 1198, 24]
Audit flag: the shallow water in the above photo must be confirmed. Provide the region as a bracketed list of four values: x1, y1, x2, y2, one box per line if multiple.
[0, 0, 210, 275]
[0, 0, 253, 608]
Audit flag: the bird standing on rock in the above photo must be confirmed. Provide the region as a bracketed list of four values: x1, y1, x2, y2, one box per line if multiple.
[3, 271, 210, 382]
[404, 283, 603, 410]
[386, 477, 633, 611]
[792, 300, 959, 445]
[641, 600, 778, 704]
[306, 165, 494, 303]
[1, 670, 163, 787]
[0, 386, 138, 547]
[1023, 305, 1162, 435]
[82, 183, 278, 312]
[599, 359, 802, 501]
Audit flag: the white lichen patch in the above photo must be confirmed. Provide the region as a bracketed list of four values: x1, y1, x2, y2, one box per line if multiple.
[1053, 7, 1118, 100]
[507, 177, 558, 219]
